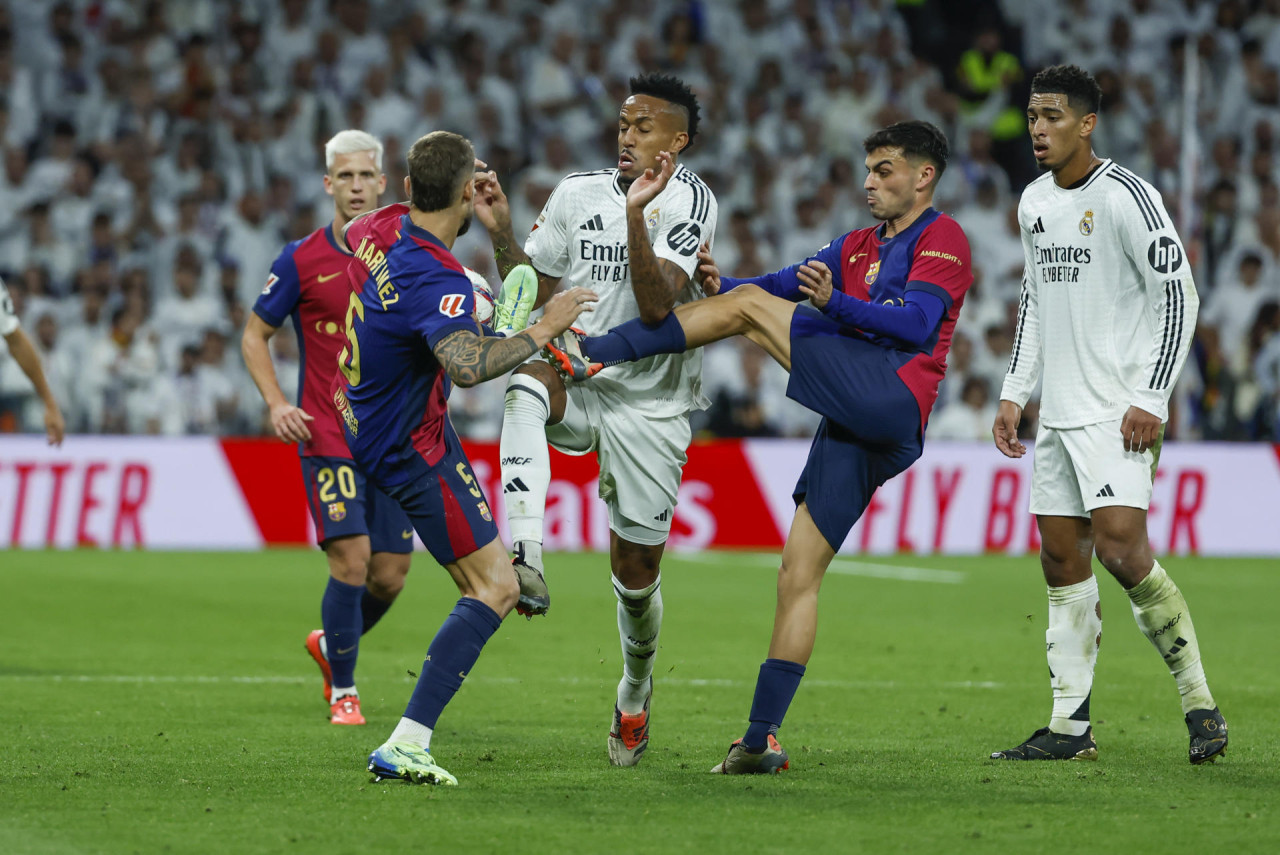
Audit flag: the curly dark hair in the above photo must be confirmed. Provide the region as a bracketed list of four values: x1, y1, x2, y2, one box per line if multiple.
[628, 72, 701, 151]
[1031, 64, 1102, 116]
[863, 121, 950, 177]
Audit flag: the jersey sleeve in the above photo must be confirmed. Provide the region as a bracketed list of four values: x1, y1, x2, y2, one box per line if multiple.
[904, 216, 972, 313]
[252, 243, 303, 327]
[1109, 180, 1199, 421]
[524, 179, 574, 278]
[652, 175, 718, 279]
[999, 208, 1044, 407]
[0, 276, 19, 336]
[720, 234, 848, 300]
[413, 268, 482, 350]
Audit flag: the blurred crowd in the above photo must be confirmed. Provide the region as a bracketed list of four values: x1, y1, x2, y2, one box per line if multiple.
[2, 0, 1279, 442]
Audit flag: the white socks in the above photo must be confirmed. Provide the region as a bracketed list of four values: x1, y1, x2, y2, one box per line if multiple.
[501, 374, 553, 547]
[1046, 576, 1102, 737]
[615, 574, 662, 714]
[1127, 561, 1215, 714]
[388, 716, 434, 750]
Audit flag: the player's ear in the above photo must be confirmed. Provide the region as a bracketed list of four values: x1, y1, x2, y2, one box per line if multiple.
[671, 131, 689, 155]
[1080, 112, 1097, 139]
[403, 175, 412, 199]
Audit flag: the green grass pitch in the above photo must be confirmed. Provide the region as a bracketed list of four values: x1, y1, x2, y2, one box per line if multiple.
[2, 550, 1277, 854]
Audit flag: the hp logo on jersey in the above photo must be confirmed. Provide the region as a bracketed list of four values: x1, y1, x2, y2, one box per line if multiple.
[1147, 236, 1183, 273]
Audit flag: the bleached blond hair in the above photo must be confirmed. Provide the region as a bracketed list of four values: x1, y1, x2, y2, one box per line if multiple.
[324, 129, 384, 172]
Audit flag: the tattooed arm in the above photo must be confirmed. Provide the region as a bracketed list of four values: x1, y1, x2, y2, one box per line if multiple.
[431, 286, 598, 387]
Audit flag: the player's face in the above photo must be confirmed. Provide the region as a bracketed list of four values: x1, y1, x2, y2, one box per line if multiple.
[617, 95, 688, 185]
[863, 147, 926, 222]
[1026, 93, 1092, 173]
[325, 150, 387, 222]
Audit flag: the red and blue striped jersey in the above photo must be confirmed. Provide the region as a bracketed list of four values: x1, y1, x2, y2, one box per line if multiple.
[331, 204, 480, 487]
[253, 223, 356, 458]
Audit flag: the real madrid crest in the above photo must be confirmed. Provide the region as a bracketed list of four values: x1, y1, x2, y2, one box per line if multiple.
[646, 208, 660, 229]
[865, 260, 880, 285]
[1079, 209, 1094, 236]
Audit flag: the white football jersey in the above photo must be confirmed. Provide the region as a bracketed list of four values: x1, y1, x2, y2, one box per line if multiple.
[525, 165, 718, 418]
[0, 276, 19, 337]
[1000, 159, 1198, 427]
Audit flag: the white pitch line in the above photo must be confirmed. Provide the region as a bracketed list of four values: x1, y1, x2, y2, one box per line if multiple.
[0, 674, 1002, 690]
[672, 551, 966, 584]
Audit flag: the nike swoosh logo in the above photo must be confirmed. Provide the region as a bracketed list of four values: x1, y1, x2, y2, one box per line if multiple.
[317, 272, 343, 283]
[849, 253, 866, 263]
[402, 529, 413, 539]
[335, 646, 356, 655]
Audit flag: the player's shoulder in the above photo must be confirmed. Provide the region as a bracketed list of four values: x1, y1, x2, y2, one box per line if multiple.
[917, 212, 972, 262]
[1019, 171, 1058, 204]
[348, 203, 412, 251]
[554, 169, 619, 195]
[1097, 160, 1169, 226]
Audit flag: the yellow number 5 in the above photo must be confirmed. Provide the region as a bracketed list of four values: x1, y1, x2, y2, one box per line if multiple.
[339, 291, 365, 386]
[455, 462, 482, 498]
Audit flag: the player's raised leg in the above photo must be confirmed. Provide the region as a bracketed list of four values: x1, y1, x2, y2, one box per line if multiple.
[992, 515, 1101, 761]
[712, 503, 831, 774]
[563, 284, 797, 375]
[368, 536, 518, 786]
[499, 361, 565, 615]
[1091, 506, 1227, 764]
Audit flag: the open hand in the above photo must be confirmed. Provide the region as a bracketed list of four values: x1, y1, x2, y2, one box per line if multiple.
[797, 260, 834, 308]
[271, 403, 314, 443]
[992, 400, 1026, 458]
[538, 286, 599, 336]
[696, 241, 721, 296]
[473, 169, 512, 234]
[626, 151, 676, 210]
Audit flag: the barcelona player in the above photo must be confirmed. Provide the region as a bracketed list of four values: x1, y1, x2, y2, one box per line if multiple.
[336, 131, 596, 786]
[242, 130, 412, 726]
[554, 121, 973, 773]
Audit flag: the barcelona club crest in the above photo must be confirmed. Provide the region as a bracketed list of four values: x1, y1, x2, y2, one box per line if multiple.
[1079, 209, 1094, 236]
[327, 502, 347, 522]
[865, 260, 880, 285]
[477, 501, 493, 522]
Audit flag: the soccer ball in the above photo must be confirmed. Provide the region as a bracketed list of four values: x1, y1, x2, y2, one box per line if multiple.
[464, 267, 496, 326]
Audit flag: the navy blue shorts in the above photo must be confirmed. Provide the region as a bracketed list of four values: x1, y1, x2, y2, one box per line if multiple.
[302, 455, 414, 553]
[381, 429, 499, 566]
[787, 306, 924, 550]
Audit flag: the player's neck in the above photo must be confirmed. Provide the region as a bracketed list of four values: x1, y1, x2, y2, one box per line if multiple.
[1052, 150, 1102, 188]
[329, 217, 348, 250]
[881, 199, 932, 239]
[409, 208, 461, 249]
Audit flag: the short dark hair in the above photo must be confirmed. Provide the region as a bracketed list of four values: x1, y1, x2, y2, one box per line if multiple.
[628, 72, 701, 150]
[405, 131, 474, 213]
[1031, 64, 1102, 116]
[863, 121, 950, 178]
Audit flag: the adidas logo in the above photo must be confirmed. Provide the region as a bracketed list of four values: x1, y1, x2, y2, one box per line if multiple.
[580, 214, 604, 231]
[1095, 483, 1115, 498]
[1032, 217, 1045, 234]
[1164, 635, 1188, 659]
[653, 509, 670, 522]
[504, 478, 529, 494]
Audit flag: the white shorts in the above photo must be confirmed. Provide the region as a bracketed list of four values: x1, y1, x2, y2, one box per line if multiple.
[547, 383, 692, 545]
[1029, 420, 1161, 517]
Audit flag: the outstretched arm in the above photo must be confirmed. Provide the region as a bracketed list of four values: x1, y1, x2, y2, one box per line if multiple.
[3, 327, 65, 445]
[432, 286, 598, 387]
[241, 312, 314, 442]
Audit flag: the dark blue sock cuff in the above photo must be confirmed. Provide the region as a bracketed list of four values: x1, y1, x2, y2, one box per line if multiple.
[326, 577, 364, 597]
[454, 597, 503, 635]
[763, 658, 807, 677]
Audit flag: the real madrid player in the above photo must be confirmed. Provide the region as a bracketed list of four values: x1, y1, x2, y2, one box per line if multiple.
[242, 130, 414, 726]
[990, 65, 1226, 764]
[473, 73, 718, 767]
[553, 121, 974, 774]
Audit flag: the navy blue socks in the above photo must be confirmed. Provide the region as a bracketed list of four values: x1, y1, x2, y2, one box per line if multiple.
[742, 658, 807, 751]
[360, 588, 394, 634]
[321, 577, 364, 689]
[403, 598, 503, 729]
[583, 312, 687, 366]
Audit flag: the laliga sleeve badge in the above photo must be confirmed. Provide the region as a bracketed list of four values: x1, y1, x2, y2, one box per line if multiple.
[1079, 209, 1094, 236]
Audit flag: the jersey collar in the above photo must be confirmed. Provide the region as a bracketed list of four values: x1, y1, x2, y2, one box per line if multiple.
[875, 206, 938, 244]
[400, 213, 449, 249]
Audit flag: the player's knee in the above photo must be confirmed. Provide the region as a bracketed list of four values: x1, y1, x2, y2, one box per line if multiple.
[510, 363, 565, 423]
[776, 558, 822, 599]
[365, 570, 405, 602]
[1093, 537, 1150, 586]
